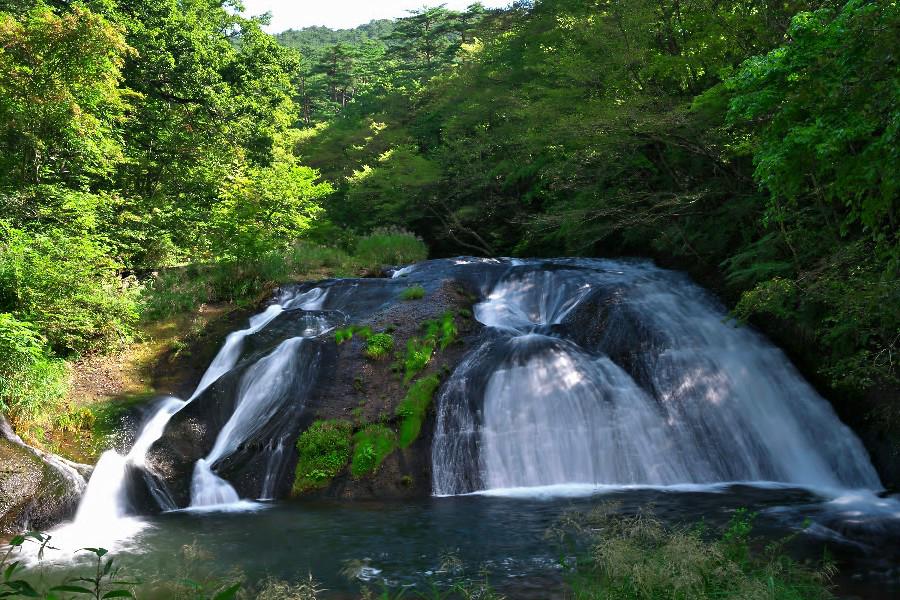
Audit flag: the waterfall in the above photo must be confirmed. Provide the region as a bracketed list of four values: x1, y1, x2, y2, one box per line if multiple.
[191, 305, 283, 400]
[189, 337, 310, 508]
[47, 286, 328, 549]
[433, 259, 882, 496]
[37, 396, 185, 556]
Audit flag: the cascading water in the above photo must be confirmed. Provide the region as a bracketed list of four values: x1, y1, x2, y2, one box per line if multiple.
[432, 259, 882, 496]
[192, 287, 328, 399]
[189, 335, 324, 508]
[44, 287, 331, 551]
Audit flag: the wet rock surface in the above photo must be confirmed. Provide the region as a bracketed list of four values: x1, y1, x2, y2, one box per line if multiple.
[0, 416, 87, 536]
[146, 260, 491, 504]
[137, 256, 887, 508]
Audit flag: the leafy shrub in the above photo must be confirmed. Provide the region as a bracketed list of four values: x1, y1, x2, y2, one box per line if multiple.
[396, 374, 441, 448]
[293, 420, 353, 494]
[400, 285, 426, 301]
[364, 333, 394, 359]
[0, 313, 67, 425]
[351, 424, 397, 477]
[354, 227, 427, 269]
[0, 222, 137, 355]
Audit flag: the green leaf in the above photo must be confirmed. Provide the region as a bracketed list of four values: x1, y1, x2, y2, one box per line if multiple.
[3, 561, 21, 582]
[102, 591, 134, 599]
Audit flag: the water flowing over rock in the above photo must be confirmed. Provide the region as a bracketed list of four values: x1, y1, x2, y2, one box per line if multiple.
[431, 259, 882, 495]
[61, 257, 884, 542]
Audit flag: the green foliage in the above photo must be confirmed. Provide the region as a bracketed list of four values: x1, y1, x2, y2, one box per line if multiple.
[0, 313, 66, 425]
[210, 158, 333, 261]
[293, 420, 353, 494]
[727, 0, 899, 256]
[0, 2, 130, 188]
[400, 313, 458, 383]
[556, 506, 834, 600]
[350, 424, 397, 477]
[399, 285, 426, 301]
[345, 147, 442, 230]
[141, 244, 354, 321]
[401, 338, 436, 385]
[0, 220, 137, 355]
[396, 374, 441, 448]
[354, 227, 428, 269]
[364, 333, 395, 360]
[424, 312, 457, 351]
[335, 325, 373, 345]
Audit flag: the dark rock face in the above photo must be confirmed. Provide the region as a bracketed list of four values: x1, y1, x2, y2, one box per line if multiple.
[136, 256, 890, 507]
[0, 416, 87, 536]
[145, 260, 492, 505]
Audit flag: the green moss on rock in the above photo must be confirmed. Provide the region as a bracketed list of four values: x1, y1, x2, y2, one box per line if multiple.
[396, 374, 441, 448]
[292, 420, 353, 494]
[351, 424, 397, 477]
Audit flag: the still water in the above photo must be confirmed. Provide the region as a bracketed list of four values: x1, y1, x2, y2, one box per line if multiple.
[27, 485, 900, 599]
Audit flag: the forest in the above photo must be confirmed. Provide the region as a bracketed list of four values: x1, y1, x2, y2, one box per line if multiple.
[1, 0, 896, 448]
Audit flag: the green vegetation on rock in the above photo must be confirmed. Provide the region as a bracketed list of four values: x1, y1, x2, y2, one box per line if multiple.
[400, 285, 426, 301]
[364, 333, 395, 360]
[396, 375, 441, 448]
[292, 420, 353, 494]
[351, 424, 397, 477]
[400, 312, 459, 383]
[335, 325, 373, 345]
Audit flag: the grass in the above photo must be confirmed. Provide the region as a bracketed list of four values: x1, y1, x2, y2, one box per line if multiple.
[425, 312, 457, 351]
[355, 227, 428, 271]
[351, 424, 397, 477]
[553, 506, 835, 600]
[401, 338, 435, 384]
[292, 420, 353, 494]
[139, 243, 353, 322]
[400, 285, 426, 301]
[396, 374, 441, 448]
[365, 333, 395, 360]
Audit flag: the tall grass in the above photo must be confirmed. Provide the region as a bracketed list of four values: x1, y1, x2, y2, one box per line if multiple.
[140, 232, 426, 321]
[139, 243, 354, 321]
[355, 227, 428, 271]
